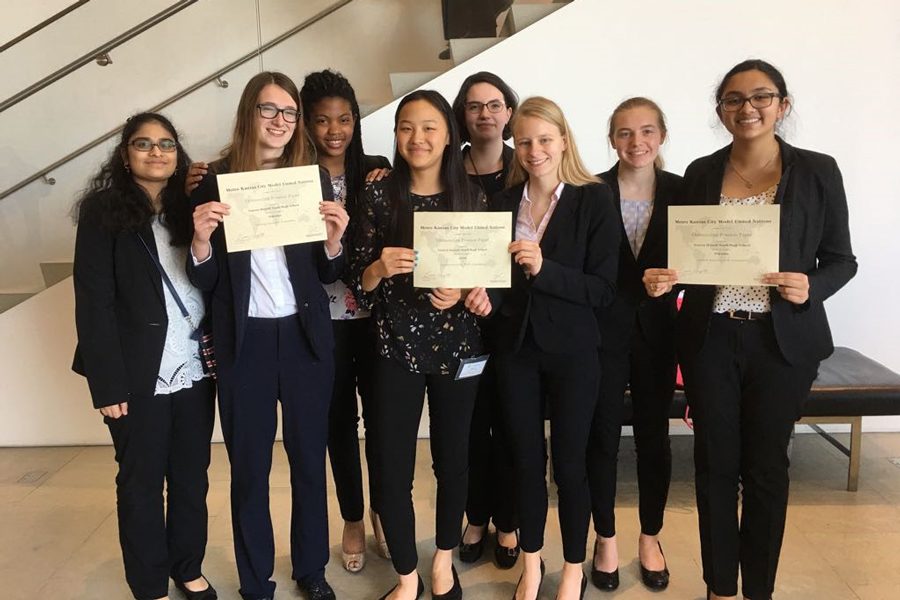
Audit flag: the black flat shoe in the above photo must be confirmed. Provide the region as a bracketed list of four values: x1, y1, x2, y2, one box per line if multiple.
[432, 564, 462, 600]
[511, 559, 544, 600]
[173, 577, 217, 600]
[458, 524, 485, 563]
[590, 538, 619, 591]
[378, 574, 424, 600]
[494, 530, 521, 570]
[639, 541, 670, 590]
[298, 577, 336, 600]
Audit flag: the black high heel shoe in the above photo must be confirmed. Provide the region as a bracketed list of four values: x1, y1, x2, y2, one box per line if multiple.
[377, 574, 424, 600]
[639, 541, 670, 590]
[432, 564, 462, 600]
[458, 523, 485, 563]
[511, 559, 545, 600]
[589, 539, 619, 591]
[494, 529, 521, 570]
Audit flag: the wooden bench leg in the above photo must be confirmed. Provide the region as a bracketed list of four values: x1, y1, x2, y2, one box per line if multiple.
[848, 416, 862, 492]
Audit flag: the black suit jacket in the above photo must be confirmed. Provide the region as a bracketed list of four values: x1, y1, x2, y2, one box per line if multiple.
[489, 182, 620, 354]
[72, 207, 171, 408]
[187, 165, 344, 372]
[596, 165, 681, 353]
[677, 137, 857, 365]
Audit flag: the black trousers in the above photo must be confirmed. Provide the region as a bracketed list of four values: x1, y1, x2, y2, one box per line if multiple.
[441, 0, 510, 39]
[372, 355, 479, 575]
[587, 326, 676, 538]
[495, 338, 599, 563]
[681, 316, 817, 599]
[327, 318, 377, 521]
[218, 316, 333, 600]
[106, 377, 216, 600]
[465, 359, 517, 533]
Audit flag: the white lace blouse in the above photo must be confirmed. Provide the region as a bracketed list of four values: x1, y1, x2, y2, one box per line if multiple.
[152, 218, 207, 395]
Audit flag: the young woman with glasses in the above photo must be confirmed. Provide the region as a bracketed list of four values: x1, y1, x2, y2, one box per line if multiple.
[349, 89, 487, 600]
[73, 112, 218, 600]
[449, 71, 521, 570]
[188, 71, 348, 600]
[644, 59, 857, 600]
[299, 68, 392, 573]
[586, 97, 681, 593]
[487, 97, 620, 600]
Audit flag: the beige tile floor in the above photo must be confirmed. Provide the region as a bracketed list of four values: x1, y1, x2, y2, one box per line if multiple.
[3, 432, 900, 600]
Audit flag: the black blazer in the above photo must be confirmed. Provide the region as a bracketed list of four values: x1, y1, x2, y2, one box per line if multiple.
[597, 165, 681, 353]
[72, 207, 171, 408]
[188, 164, 344, 371]
[489, 182, 620, 354]
[677, 137, 857, 365]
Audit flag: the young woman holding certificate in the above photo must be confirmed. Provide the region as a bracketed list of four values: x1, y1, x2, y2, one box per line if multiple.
[73, 112, 217, 600]
[488, 97, 620, 600]
[450, 71, 521, 569]
[299, 68, 392, 574]
[188, 71, 348, 600]
[349, 89, 486, 600]
[586, 97, 681, 592]
[643, 59, 857, 600]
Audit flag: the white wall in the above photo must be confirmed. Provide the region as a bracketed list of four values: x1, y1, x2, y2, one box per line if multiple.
[0, 0, 898, 445]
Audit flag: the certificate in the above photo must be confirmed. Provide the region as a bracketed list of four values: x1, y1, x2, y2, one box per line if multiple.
[413, 211, 512, 289]
[217, 165, 325, 252]
[668, 204, 780, 286]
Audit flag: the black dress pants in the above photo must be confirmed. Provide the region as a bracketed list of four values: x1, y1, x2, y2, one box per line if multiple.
[327, 317, 378, 521]
[465, 359, 518, 533]
[217, 316, 333, 600]
[587, 326, 676, 538]
[495, 338, 599, 563]
[681, 315, 817, 599]
[106, 378, 216, 600]
[372, 355, 479, 575]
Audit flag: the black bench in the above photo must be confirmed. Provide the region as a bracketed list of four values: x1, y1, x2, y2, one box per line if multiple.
[622, 347, 900, 491]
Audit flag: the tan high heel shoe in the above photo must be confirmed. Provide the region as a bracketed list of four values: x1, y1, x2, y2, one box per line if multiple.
[341, 519, 366, 573]
[369, 508, 391, 560]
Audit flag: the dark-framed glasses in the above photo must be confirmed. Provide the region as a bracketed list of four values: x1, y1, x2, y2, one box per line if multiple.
[129, 137, 177, 152]
[718, 92, 781, 112]
[257, 103, 300, 123]
[465, 100, 506, 114]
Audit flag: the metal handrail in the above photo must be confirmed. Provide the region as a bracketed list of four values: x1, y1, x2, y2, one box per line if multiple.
[0, 0, 353, 202]
[0, 0, 91, 53]
[0, 0, 198, 113]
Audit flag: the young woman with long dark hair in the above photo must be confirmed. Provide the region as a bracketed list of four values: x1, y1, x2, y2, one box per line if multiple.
[73, 112, 217, 600]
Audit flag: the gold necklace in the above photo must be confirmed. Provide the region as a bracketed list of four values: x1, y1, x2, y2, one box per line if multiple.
[729, 148, 779, 190]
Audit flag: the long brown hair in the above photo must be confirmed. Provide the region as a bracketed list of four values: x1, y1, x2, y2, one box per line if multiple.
[607, 96, 668, 170]
[220, 71, 313, 172]
[507, 96, 599, 188]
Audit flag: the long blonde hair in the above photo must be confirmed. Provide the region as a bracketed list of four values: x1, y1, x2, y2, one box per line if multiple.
[507, 96, 599, 188]
[220, 71, 313, 172]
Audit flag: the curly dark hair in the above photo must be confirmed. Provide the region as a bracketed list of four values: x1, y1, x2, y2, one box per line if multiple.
[73, 112, 193, 246]
[300, 69, 368, 216]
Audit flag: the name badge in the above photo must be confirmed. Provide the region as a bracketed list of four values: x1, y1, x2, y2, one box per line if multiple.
[455, 354, 489, 380]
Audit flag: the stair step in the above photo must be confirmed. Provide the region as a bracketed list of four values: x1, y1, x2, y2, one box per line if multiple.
[501, 2, 565, 35]
[0, 293, 36, 314]
[40, 262, 73, 288]
[389, 71, 445, 98]
[450, 37, 505, 65]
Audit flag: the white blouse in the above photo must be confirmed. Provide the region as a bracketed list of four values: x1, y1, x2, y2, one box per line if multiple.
[152, 218, 207, 395]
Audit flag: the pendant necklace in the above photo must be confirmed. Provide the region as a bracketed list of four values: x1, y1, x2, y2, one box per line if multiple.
[729, 148, 779, 190]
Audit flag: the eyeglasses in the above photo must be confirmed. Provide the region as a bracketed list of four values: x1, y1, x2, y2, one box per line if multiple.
[257, 103, 300, 123]
[718, 92, 781, 112]
[465, 100, 506, 114]
[129, 138, 177, 152]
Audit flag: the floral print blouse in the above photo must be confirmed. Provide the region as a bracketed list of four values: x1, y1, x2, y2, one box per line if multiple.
[349, 178, 486, 375]
[324, 174, 370, 320]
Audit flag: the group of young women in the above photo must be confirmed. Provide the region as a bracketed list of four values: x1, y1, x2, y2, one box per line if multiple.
[73, 58, 856, 600]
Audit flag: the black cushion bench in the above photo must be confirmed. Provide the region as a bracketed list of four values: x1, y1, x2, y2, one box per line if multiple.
[622, 347, 900, 491]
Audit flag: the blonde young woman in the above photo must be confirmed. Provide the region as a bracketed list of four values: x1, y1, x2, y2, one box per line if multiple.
[481, 97, 620, 600]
